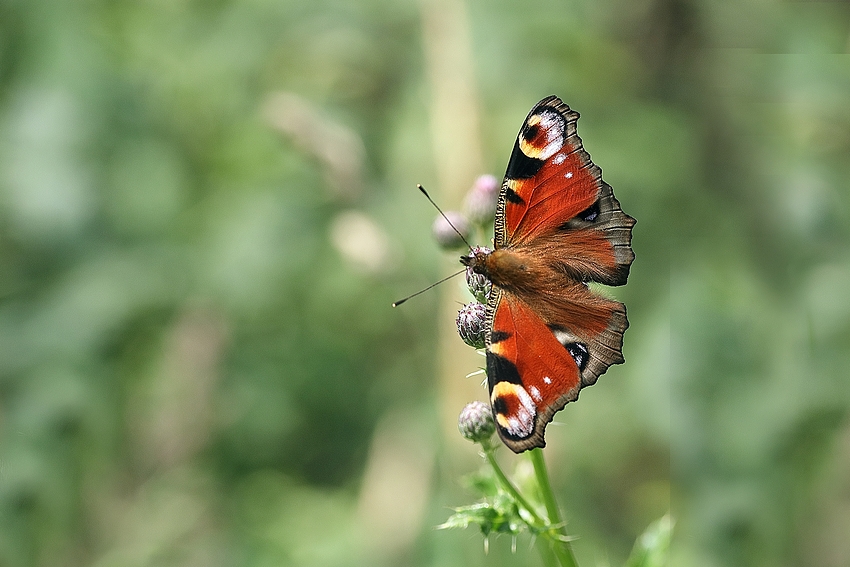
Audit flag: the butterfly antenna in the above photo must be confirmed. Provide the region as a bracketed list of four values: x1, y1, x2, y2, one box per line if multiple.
[392, 268, 466, 307]
[417, 184, 473, 250]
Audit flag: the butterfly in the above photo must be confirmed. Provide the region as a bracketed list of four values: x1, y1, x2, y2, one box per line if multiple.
[462, 96, 635, 453]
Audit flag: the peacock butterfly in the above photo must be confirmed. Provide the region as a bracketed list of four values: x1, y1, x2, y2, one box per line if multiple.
[462, 96, 635, 453]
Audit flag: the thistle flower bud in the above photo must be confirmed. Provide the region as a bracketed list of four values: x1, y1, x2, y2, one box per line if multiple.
[456, 302, 487, 349]
[463, 174, 499, 225]
[465, 246, 493, 303]
[432, 211, 470, 250]
[458, 400, 495, 444]
[466, 271, 492, 304]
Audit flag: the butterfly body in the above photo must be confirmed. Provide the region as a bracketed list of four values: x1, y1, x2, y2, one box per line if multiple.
[466, 96, 635, 453]
[463, 248, 545, 292]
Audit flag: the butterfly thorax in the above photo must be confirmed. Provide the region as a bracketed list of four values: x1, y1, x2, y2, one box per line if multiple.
[461, 247, 551, 294]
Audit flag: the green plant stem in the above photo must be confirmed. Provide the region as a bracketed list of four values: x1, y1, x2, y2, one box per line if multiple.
[482, 446, 557, 567]
[482, 444, 578, 567]
[483, 446, 546, 527]
[537, 538, 558, 567]
[529, 448, 578, 567]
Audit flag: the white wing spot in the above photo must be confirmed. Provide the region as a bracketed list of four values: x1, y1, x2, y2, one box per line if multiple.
[552, 153, 566, 165]
[543, 376, 552, 385]
[565, 172, 573, 179]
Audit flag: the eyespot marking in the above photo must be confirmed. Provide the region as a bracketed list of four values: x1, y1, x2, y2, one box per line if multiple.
[578, 201, 599, 222]
[518, 109, 565, 161]
[491, 381, 537, 439]
[565, 342, 589, 371]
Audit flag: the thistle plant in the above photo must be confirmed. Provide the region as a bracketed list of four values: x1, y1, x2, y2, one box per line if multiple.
[436, 175, 672, 567]
[464, 245, 492, 303]
[455, 302, 487, 349]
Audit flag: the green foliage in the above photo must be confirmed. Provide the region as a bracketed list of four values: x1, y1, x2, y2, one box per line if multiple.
[439, 497, 524, 538]
[440, 455, 577, 567]
[440, 467, 526, 537]
[625, 515, 673, 567]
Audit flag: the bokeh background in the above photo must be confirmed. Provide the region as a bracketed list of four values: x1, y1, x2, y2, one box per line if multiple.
[1, 0, 849, 566]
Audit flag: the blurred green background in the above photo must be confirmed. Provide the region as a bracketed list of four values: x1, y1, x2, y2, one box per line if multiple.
[1, 0, 849, 566]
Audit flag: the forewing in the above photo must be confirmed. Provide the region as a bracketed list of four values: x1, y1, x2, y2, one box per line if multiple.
[494, 96, 635, 286]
